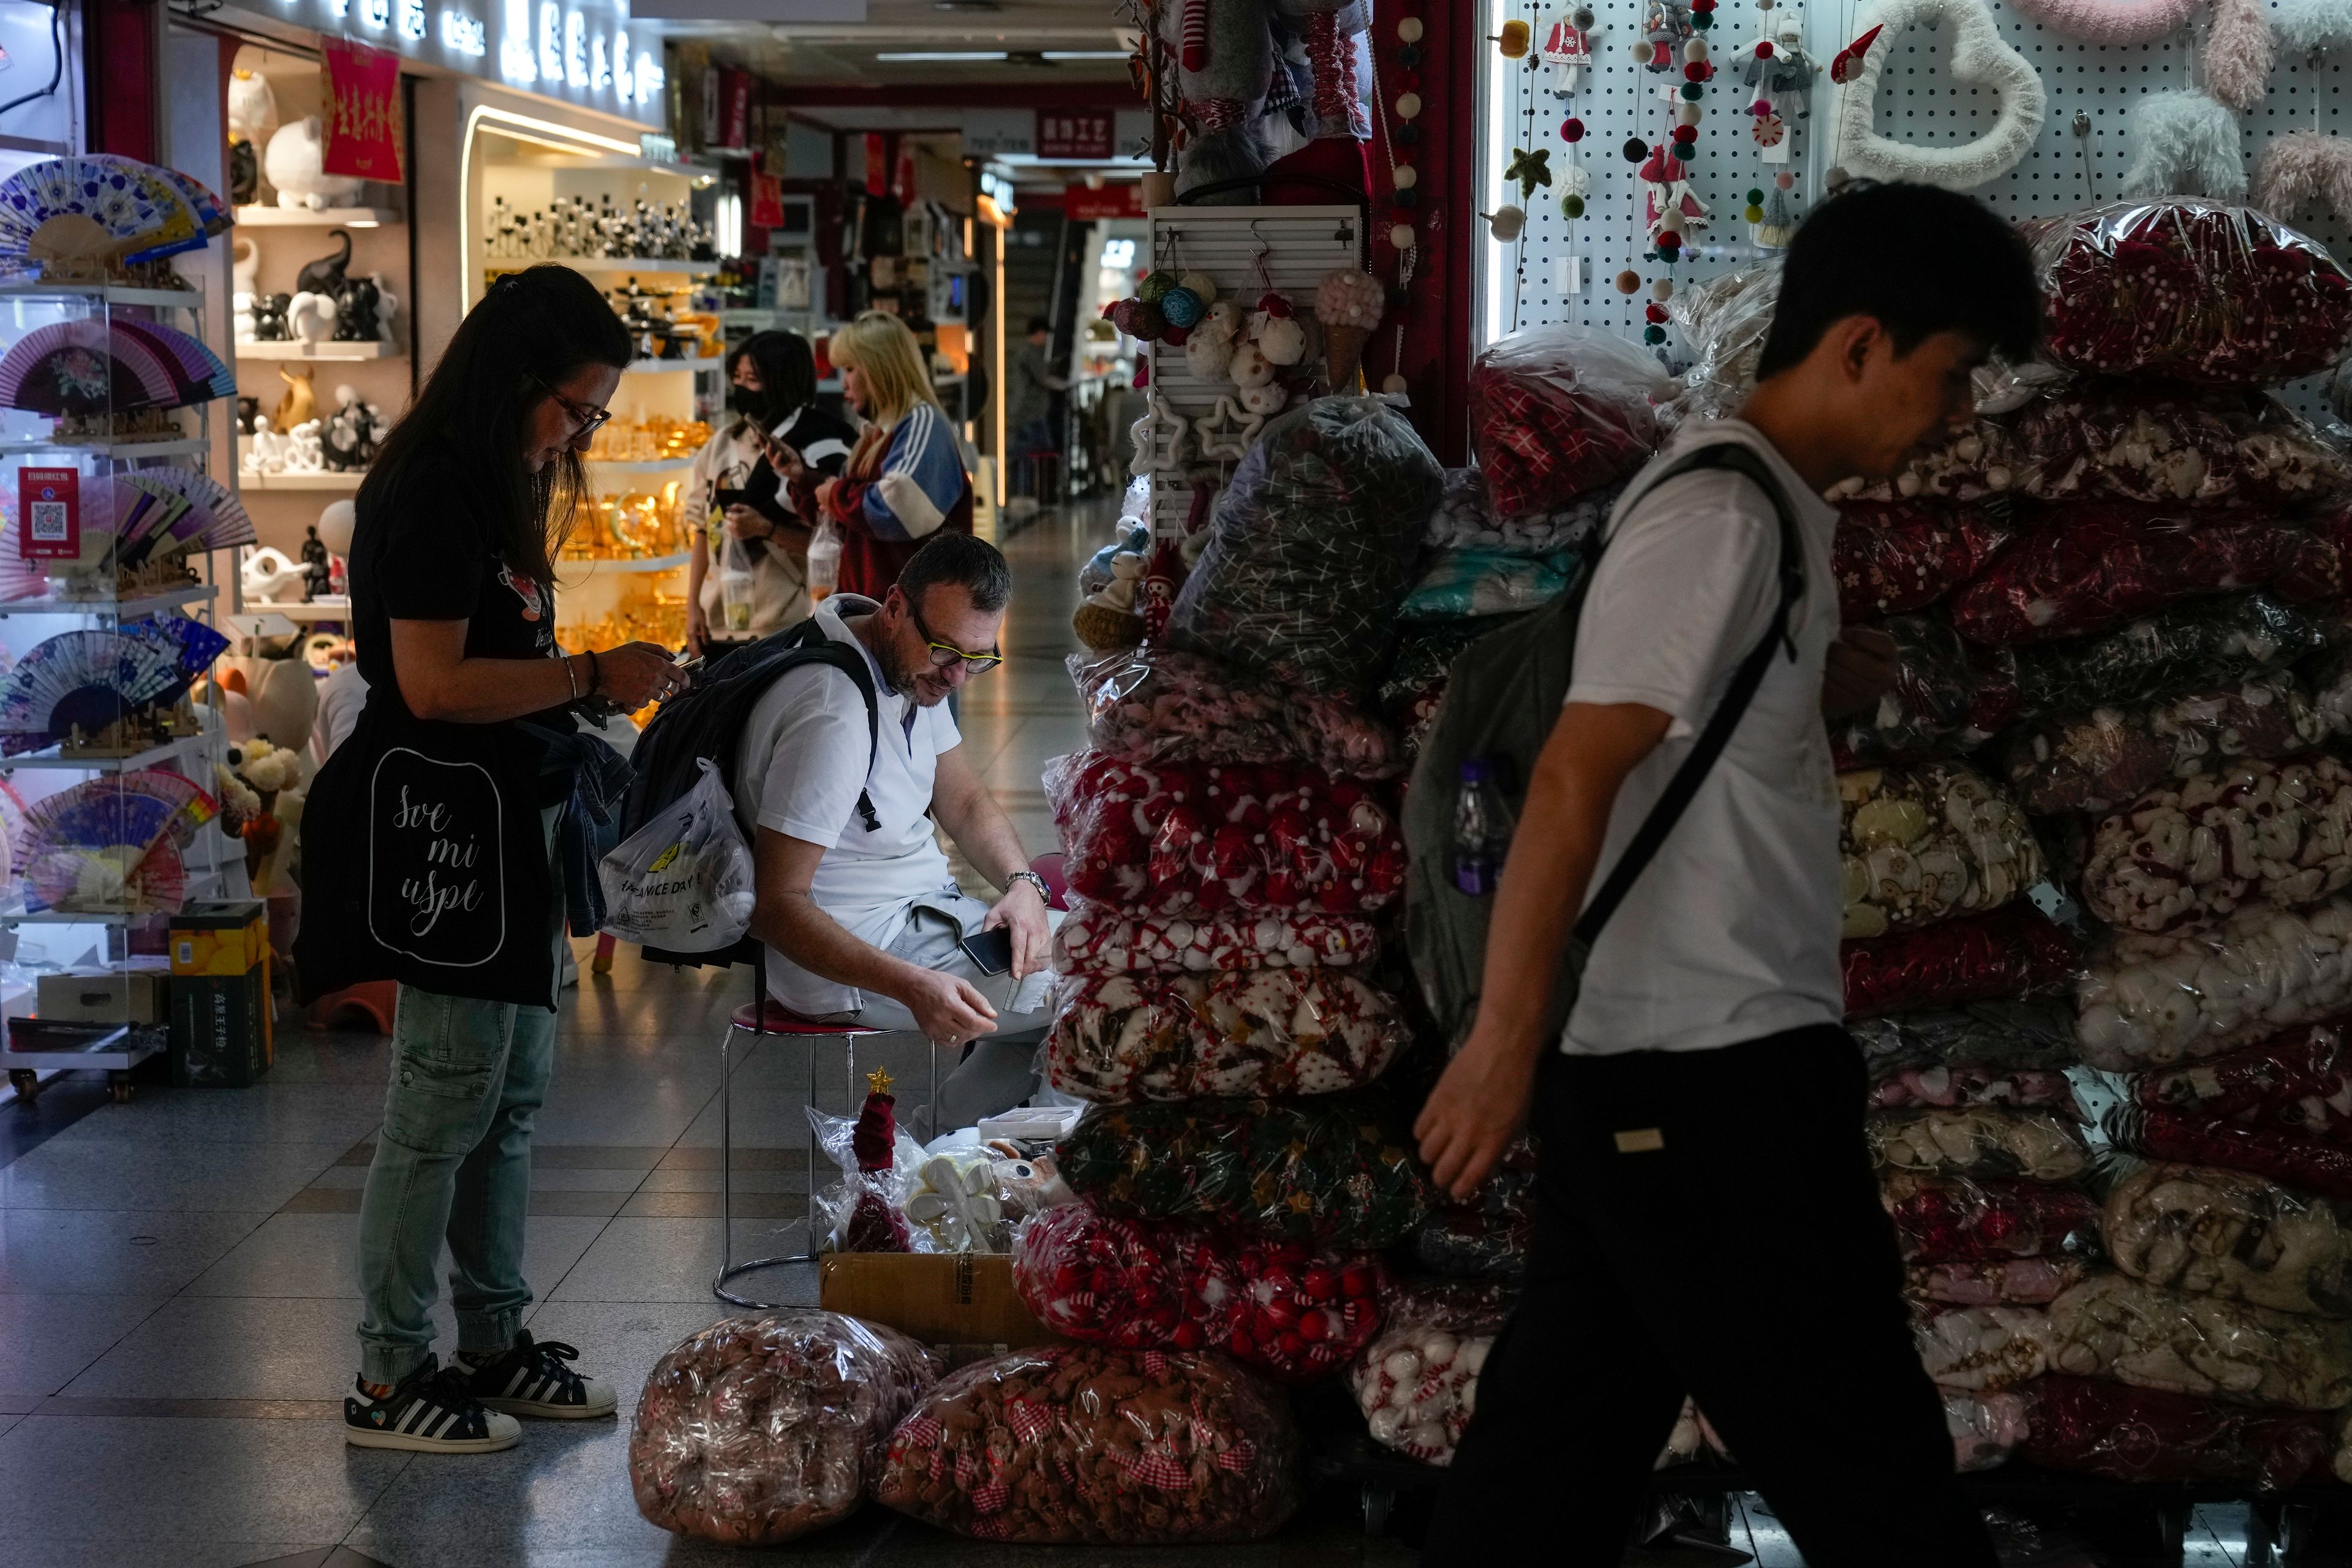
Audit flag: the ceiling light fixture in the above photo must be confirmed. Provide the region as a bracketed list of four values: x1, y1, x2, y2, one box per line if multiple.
[1039, 50, 1131, 59]
[875, 49, 1009, 60]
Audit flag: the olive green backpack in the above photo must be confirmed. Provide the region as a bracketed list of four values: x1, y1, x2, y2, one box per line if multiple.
[1402, 442, 1807, 1047]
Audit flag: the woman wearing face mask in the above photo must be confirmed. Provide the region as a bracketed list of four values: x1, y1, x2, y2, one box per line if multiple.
[295, 266, 684, 1455]
[813, 311, 973, 600]
[684, 330, 856, 652]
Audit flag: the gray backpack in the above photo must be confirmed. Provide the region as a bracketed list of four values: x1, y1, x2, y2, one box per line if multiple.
[1402, 442, 1807, 1047]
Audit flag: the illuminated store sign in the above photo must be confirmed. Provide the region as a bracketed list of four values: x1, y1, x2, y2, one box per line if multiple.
[260, 0, 662, 123]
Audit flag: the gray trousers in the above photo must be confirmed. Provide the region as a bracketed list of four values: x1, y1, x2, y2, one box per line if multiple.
[805, 894, 1060, 1132]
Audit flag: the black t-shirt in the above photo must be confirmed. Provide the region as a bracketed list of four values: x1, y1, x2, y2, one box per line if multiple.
[350, 438, 570, 734]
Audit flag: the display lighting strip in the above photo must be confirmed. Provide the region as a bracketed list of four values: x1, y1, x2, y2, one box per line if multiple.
[458, 104, 647, 301]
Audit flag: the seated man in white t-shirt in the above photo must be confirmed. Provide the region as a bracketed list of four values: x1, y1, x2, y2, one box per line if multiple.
[731, 533, 1055, 1131]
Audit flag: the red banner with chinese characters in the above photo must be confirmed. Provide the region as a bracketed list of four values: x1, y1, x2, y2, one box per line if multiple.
[1065, 183, 1143, 221]
[17, 467, 77, 560]
[750, 172, 784, 230]
[1036, 110, 1114, 160]
[320, 37, 402, 183]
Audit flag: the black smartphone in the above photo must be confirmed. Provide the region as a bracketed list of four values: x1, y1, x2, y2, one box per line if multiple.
[959, 926, 1014, 977]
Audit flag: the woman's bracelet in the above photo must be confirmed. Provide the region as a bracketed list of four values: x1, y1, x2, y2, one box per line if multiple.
[586, 649, 601, 695]
[562, 654, 581, 702]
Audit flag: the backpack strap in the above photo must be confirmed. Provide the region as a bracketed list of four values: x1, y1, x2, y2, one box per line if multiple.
[777, 633, 884, 835]
[1570, 442, 1808, 946]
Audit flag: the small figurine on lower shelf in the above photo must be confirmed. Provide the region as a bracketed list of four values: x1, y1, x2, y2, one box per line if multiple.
[319, 385, 386, 472]
[300, 525, 331, 601]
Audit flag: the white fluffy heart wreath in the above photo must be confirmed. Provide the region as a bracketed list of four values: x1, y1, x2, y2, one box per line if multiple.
[1831, 0, 2048, 190]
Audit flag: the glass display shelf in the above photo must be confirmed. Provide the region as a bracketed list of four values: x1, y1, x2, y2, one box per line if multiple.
[0, 583, 216, 620]
[0, 282, 203, 311]
[0, 733, 206, 774]
[235, 341, 401, 361]
[0, 436, 210, 459]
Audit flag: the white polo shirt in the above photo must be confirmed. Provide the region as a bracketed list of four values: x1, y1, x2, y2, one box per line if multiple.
[730, 594, 963, 1016]
[1561, 418, 1845, 1056]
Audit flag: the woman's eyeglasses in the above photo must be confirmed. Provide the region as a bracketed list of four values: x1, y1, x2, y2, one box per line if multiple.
[530, 375, 612, 437]
[906, 594, 1003, 674]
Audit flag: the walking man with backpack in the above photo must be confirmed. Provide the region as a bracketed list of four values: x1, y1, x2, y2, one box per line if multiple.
[1411, 184, 2038, 1564]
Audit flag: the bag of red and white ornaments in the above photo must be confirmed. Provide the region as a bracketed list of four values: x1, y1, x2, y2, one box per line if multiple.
[1833, 500, 2015, 622]
[1046, 969, 1408, 1101]
[1467, 324, 1670, 518]
[1047, 750, 1404, 918]
[1009, 1204, 1385, 1382]
[1051, 898, 1380, 975]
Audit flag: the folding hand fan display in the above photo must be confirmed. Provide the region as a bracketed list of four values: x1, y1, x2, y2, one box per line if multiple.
[0, 320, 178, 416]
[104, 157, 231, 241]
[13, 780, 186, 914]
[0, 515, 51, 603]
[0, 627, 185, 752]
[111, 320, 234, 405]
[111, 766, 219, 845]
[0, 156, 206, 271]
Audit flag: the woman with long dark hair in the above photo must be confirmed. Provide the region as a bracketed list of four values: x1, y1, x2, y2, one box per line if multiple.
[296, 265, 684, 1455]
[683, 328, 855, 651]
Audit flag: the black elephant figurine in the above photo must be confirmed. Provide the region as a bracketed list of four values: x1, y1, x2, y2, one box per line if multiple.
[294, 229, 352, 299]
[333, 274, 380, 342]
[228, 140, 258, 206]
[236, 396, 260, 434]
[249, 293, 292, 341]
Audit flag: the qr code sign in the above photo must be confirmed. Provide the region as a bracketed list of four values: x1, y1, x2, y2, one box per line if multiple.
[29, 498, 66, 541]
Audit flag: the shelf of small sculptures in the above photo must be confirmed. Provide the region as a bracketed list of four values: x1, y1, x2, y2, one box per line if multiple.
[256, 596, 352, 623]
[559, 551, 692, 576]
[532, 257, 722, 277]
[623, 355, 722, 375]
[235, 340, 400, 361]
[0, 584, 220, 620]
[232, 206, 404, 228]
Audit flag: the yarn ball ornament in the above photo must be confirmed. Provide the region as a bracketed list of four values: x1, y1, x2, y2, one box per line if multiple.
[1673, 124, 1698, 145]
[1777, 171, 1796, 188]
[1112, 297, 1168, 341]
[1681, 81, 1706, 99]
[1624, 137, 1650, 161]
[1160, 287, 1207, 330]
[1396, 92, 1424, 119]
[1652, 278, 1675, 300]
[1645, 325, 1668, 343]
[1757, 39, 1776, 56]
[1562, 117, 1585, 141]
[1748, 186, 1766, 203]
[1561, 193, 1587, 218]
[1314, 267, 1387, 331]
[1179, 270, 1220, 305]
[1393, 165, 1419, 189]
[1657, 229, 1683, 251]
[1693, 10, 1714, 27]
[1830, 0, 2046, 191]
[1646, 303, 1669, 323]
[1633, 39, 1656, 61]
[1398, 16, 1424, 40]
[1687, 37, 1710, 60]
[1616, 270, 1643, 293]
[1746, 202, 1766, 221]
[1390, 222, 1417, 249]
[1684, 61, 1709, 81]
[1139, 270, 1178, 304]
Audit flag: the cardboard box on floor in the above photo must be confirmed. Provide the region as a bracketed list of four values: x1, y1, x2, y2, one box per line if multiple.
[818, 1253, 1053, 1359]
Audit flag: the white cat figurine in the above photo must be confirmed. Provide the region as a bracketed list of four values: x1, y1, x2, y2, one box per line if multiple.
[263, 118, 363, 211]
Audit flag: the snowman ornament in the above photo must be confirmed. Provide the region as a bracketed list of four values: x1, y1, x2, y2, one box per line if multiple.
[1741, 2, 1818, 165]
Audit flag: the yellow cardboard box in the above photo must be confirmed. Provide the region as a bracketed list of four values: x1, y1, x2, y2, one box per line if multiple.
[169, 900, 268, 976]
[817, 1253, 1054, 1355]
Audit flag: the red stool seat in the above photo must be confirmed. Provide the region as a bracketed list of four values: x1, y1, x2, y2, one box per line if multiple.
[307, 979, 396, 1035]
[729, 1000, 884, 1035]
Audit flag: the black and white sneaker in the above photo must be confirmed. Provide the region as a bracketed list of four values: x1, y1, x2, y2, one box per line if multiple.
[345, 1355, 522, 1453]
[458, 1330, 617, 1420]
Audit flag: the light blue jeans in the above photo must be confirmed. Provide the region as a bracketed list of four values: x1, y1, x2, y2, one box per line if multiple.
[355, 805, 563, 1385]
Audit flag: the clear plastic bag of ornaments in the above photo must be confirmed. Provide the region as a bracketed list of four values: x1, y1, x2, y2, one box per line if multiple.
[1423, 467, 1624, 555]
[1851, 999, 2081, 1079]
[2011, 594, 2333, 719]
[2043, 1272, 2352, 1409]
[1008, 1204, 1385, 1380]
[1398, 547, 1577, 621]
[2022, 200, 2352, 386]
[1832, 500, 2015, 622]
[1050, 896, 1381, 976]
[1664, 258, 1779, 423]
[2024, 1375, 2334, 1490]
[1466, 325, 1672, 518]
[1045, 969, 1408, 1103]
[2123, 1019, 2352, 1145]
[2076, 894, 2352, 1071]
[1066, 645, 1404, 780]
[1843, 912, 2081, 1020]
[628, 1310, 942, 1546]
[1945, 505, 2337, 648]
[1165, 396, 1443, 697]
[1868, 1107, 2092, 1184]
[1838, 762, 2046, 940]
[2078, 756, 2352, 937]
[2101, 1159, 2352, 1318]
[2106, 1104, 2352, 1208]
[871, 1344, 1300, 1544]
[1057, 1092, 1435, 1250]
[1829, 616, 2018, 771]
[1881, 1170, 2106, 1266]
[1043, 750, 1403, 919]
[2000, 673, 2336, 816]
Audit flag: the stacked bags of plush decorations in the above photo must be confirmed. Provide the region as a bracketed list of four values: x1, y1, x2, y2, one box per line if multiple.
[1376, 328, 1672, 756]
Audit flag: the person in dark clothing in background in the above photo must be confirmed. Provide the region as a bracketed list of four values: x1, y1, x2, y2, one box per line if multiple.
[1413, 183, 2041, 1567]
[1006, 315, 1067, 504]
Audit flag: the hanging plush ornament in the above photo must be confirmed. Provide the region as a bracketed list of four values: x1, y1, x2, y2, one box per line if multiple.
[1178, 269, 1219, 304]
[1498, 18, 1532, 56]
[1110, 296, 1169, 341]
[1278, 0, 1373, 140]
[2120, 88, 2249, 199]
[1641, 0, 1697, 68]
[1166, 0, 1277, 200]
[1639, 143, 1713, 244]
[1139, 270, 1178, 303]
[2253, 129, 2352, 227]
[1504, 146, 1553, 198]
[1185, 300, 1245, 380]
[1754, 171, 1801, 247]
[1742, 4, 1817, 164]
[1253, 298, 1307, 365]
[1314, 266, 1386, 390]
[1230, 338, 1277, 387]
[1543, 12, 1595, 95]
[1487, 206, 1528, 241]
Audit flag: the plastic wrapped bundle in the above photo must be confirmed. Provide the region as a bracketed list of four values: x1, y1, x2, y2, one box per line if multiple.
[1910, 1256, 2091, 1307]
[2127, 1020, 2352, 1142]
[1466, 326, 1668, 517]
[1058, 1093, 1434, 1249]
[1830, 618, 2019, 770]
[2000, 674, 2333, 815]
[1914, 1305, 2054, 1393]
[1008, 1205, 1384, 1380]
[1398, 549, 1576, 620]
[1869, 1108, 2091, 1183]
[2025, 200, 2352, 385]
[1846, 389, 2352, 510]
[1378, 616, 1522, 745]
[1945, 507, 2337, 648]
[1052, 900, 1380, 975]
[2103, 1161, 2352, 1317]
[1349, 1321, 1493, 1466]
[1068, 647, 1404, 779]
[2022, 1375, 2329, 1489]
[1046, 970, 1407, 1101]
[1166, 397, 1442, 695]
[2012, 594, 2331, 718]
[1852, 1000, 2081, 1076]
[873, 1346, 1298, 1544]
[1423, 467, 1622, 554]
[1948, 1390, 2034, 1472]
[2080, 758, 2352, 935]
[1664, 257, 1778, 420]
[1882, 1171, 2105, 1265]
[1844, 910, 2081, 1019]
[1868, 1063, 2079, 1112]
[2108, 1105, 2352, 1205]
[2044, 1273, 2352, 1408]
[628, 1312, 941, 1546]
[1047, 751, 1404, 918]
[2075, 895, 2352, 1070]
[1833, 502, 2015, 622]
[1379, 1274, 1519, 1334]
[1838, 763, 2046, 940]
[1415, 1163, 1536, 1280]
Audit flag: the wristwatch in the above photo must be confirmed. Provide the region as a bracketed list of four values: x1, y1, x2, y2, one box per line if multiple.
[1006, 869, 1052, 905]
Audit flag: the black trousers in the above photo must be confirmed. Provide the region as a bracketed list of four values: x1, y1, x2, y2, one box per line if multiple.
[1422, 1024, 1997, 1567]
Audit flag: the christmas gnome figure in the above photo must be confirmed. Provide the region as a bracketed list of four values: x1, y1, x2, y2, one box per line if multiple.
[842, 1067, 913, 1253]
[1741, 4, 1817, 165]
[1544, 16, 1593, 96]
[1640, 0, 1694, 72]
[1640, 145, 1712, 242]
[1167, 0, 1278, 202]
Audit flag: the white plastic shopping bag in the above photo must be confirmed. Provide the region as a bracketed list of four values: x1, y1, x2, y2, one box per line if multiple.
[597, 758, 756, 950]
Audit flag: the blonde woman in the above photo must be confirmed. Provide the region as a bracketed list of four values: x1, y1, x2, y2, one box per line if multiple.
[810, 311, 973, 599]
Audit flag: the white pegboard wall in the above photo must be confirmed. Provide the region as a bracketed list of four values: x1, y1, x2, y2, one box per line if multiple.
[1487, 0, 2352, 413]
